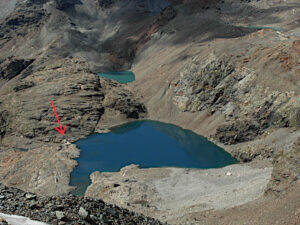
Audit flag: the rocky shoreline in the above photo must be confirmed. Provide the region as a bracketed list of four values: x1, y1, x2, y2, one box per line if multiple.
[0, 184, 165, 225]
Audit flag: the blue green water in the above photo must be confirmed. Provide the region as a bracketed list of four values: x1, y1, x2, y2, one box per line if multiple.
[247, 26, 282, 31]
[97, 71, 135, 83]
[70, 120, 238, 196]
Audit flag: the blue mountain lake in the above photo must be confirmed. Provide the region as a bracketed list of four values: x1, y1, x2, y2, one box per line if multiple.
[97, 71, 135, 83]
[70, 120, 238, 196]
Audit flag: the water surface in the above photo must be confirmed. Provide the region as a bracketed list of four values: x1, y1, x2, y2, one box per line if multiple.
[70, 120, 237, 195]
[97, 71, 135, 83]
[247, 26, 282, 31]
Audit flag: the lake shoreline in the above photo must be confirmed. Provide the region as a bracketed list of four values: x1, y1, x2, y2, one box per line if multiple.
[70, 120, 237, 196]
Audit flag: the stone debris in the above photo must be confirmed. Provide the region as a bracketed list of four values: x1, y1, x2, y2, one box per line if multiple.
[55, 211, 65, 221]
[78, 207, 89, 219]
[25, 193, 36, 200]
[226, 171, 232, 176]
[0, 184, 166, 225]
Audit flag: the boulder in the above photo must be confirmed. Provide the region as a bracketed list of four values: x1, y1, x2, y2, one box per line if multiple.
[55, 211, 66, 221]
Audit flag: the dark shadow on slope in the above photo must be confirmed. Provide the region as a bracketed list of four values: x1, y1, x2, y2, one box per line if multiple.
[55, 0, 83, 11]
[1, 0, 299, 74]
[163, 3, 300, 46]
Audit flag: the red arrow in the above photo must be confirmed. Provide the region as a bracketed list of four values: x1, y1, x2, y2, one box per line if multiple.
[51, 100, 67, 136]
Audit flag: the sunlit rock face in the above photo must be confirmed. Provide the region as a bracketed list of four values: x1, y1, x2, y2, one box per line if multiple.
[173, 54, 300, 145]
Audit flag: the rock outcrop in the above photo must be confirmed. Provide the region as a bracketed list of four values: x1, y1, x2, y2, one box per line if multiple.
[173, 54, 300, 144]
[0, 58, 146, 147]
[0, 57, 147, 195]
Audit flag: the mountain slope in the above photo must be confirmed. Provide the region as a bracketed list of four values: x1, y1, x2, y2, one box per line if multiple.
[0, 0, 299, 224]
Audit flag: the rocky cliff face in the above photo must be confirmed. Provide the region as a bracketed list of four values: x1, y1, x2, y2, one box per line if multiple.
[0, 58, 146, 147]
[173, 54, 300, 145]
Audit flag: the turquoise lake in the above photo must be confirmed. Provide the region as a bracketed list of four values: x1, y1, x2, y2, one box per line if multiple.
[97, 71, 135, 83]
[247, 26, 282, 31]
[70, 120, 238, 196]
